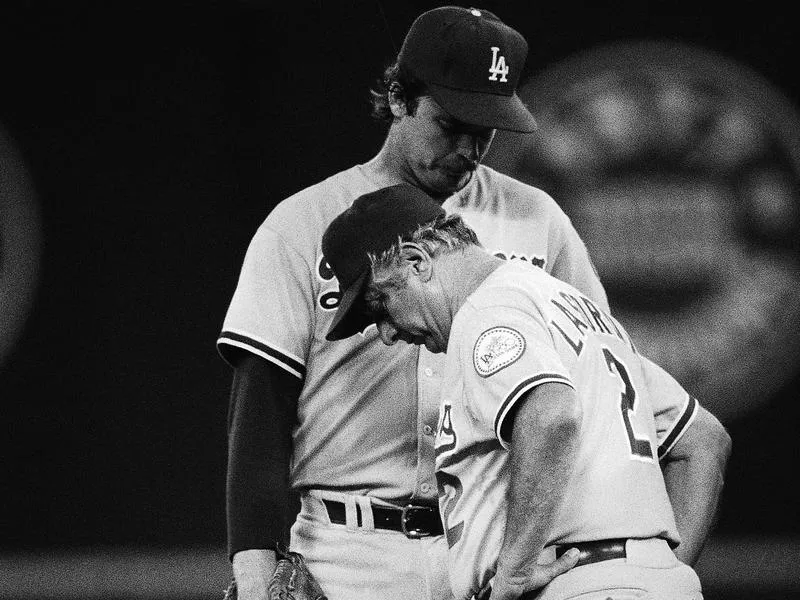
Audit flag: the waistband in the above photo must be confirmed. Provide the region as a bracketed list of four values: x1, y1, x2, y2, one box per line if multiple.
[539, 538, 678, 569]
[299, 491, 443, 538]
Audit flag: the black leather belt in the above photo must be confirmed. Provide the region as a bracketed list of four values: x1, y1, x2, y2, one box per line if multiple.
[322, 499, 444, 538]
[555, 538, 628, 567]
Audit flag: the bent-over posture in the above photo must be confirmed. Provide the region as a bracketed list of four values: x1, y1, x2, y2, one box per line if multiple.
[323, 185, 732, 600]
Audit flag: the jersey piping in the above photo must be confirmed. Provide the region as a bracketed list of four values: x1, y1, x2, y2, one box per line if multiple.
[657, 394, 698, 460]
[494, 373, 574, 449]
[218, 329, 306, 379]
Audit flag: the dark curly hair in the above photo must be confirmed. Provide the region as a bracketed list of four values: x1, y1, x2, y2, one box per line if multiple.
[369, 61, 429, 125]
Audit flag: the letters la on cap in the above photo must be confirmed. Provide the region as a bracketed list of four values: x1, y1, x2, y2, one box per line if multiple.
[397, 6, 538, 133]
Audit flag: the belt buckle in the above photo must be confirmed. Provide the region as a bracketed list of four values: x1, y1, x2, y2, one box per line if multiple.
[400, 504, 431, 538]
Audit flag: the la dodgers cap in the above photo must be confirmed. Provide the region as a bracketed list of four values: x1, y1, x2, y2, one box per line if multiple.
[323, 185, 446, 341]
[398, 6, 537, 133]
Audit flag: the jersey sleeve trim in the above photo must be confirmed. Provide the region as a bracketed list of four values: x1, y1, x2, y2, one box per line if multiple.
[657, 394, 698, 460]
[494, 373, 574, 449]
[217, 330, 306, 380]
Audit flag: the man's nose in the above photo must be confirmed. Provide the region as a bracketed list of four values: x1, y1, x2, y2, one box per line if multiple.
[377, 321, 399, 346]
[456, 134, 481, 161]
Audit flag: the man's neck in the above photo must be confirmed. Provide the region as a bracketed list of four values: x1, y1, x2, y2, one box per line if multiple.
[441, 248, 504, 318]
[361, 151, 406, 188]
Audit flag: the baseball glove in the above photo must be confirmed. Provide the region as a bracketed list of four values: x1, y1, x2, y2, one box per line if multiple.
[222, 550, 327, 600]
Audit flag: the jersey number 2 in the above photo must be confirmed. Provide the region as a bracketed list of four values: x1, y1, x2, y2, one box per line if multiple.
[436, 471, 464, 548]
[602, 348, 653, 461]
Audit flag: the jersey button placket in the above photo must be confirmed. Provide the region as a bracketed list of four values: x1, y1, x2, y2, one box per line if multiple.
[416, 349, 444, 502]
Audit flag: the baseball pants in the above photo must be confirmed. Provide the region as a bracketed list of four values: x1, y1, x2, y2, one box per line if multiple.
[530, 538, 703, 600]
[289, 490, 452, 600]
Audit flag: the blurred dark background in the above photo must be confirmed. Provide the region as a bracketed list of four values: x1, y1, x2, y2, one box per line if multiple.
[0, 1, 798, 598]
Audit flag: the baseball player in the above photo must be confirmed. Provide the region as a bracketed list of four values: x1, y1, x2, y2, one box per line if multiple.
[321, 184, 732, 600]
[218, 7, 726, 600]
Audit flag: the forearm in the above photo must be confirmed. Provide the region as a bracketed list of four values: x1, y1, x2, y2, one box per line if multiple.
[495, 383, 581, 584]
[226, 440, 296, 555]
[227, 352, 301, 558]
[662, 405, 732, 566]
[232, 549, 279, 599]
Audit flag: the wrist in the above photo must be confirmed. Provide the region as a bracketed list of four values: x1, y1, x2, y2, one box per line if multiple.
[233, 548, 278, 581]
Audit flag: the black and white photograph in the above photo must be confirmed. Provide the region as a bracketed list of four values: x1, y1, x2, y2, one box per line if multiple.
[1, 1, 798, 599]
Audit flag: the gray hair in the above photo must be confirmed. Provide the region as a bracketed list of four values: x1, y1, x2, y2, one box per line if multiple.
[364, 213, 480, 315]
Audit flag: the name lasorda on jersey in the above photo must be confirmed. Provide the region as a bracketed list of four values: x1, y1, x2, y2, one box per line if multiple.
[316, 251, 545, 313]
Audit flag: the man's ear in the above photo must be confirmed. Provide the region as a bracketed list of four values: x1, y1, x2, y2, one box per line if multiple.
[399, 243, 433, 282]
[388, 83, 407, 118]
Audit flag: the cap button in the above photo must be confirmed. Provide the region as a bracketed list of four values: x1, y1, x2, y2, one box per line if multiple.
[470, 8, 482, 17]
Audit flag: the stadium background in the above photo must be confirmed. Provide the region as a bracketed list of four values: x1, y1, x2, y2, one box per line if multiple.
[1, 1, 798, 598]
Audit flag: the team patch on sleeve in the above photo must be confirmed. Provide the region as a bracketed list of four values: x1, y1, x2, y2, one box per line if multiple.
[473, 327, 525, 377]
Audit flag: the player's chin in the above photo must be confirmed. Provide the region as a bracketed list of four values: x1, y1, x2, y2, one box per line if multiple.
[426, 169, 471, 196]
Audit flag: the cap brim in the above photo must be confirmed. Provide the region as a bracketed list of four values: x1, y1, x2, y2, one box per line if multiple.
[428, 84, 538, 133]
[325, 268, 375, 341]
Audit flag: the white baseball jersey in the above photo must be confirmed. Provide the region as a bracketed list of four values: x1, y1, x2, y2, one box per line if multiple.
[434, 261, 697, 600]
[218, 163, 609, 502]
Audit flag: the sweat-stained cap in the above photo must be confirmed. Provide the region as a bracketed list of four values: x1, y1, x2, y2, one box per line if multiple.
[323, 184, 446, 341]
[397, 6, 537, 132]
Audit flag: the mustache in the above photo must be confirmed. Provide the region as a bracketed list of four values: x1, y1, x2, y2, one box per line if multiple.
[437, 155, 479, 172]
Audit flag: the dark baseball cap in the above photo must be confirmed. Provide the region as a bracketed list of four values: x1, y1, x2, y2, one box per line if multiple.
[323, 185, 446, 341]
[398, 6, 537, 133]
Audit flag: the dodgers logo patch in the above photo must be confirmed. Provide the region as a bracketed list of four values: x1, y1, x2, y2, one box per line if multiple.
[473, 327, 525, 377]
